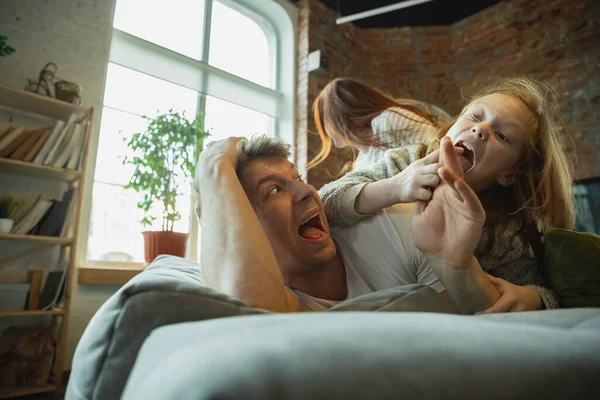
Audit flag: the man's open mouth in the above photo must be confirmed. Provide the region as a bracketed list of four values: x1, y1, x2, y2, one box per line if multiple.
[455, 140, 475, 173]
[298, 211, 327, 241]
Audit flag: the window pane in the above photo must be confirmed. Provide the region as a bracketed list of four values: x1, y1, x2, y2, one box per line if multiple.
[113, 0, 205, 60]
[209, 1, 272, 88]
[95, 108, 145, 186]
[204, 96, 272, 143]
[87, 182, 192, 262]
[104, 63, 198, 117]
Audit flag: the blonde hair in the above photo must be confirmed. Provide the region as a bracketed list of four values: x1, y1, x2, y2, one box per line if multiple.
[450, 77, 575, 233]
[307, 78, 448, 171]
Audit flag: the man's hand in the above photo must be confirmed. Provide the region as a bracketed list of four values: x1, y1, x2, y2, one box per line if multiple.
[478, 275, 544, 313]
[411, 137, 485, 267]
[195, 137, 247, 185]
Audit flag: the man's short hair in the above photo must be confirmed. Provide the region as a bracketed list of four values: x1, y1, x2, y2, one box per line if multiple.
[194, 135, 291, 222]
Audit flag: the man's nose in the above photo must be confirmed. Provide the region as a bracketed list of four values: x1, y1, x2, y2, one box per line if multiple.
[292, 181, 315, 203]
[471, 123, 489, 141]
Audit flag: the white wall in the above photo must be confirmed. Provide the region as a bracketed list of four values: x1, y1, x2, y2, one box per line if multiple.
[0, 0, 118, 370]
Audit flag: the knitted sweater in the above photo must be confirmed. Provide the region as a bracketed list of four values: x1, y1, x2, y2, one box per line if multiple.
[319, 143, 559, 309]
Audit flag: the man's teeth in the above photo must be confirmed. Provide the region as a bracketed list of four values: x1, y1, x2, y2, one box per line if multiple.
[463, 142, 473, 151]
[301, 212, 319, 225]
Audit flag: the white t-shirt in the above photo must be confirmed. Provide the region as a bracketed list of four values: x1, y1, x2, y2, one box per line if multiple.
[354, 107, 438, 171]
[291, 203, 444, 311]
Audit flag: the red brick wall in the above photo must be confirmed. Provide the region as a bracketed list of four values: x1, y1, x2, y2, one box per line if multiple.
[297, 0, 600, 188]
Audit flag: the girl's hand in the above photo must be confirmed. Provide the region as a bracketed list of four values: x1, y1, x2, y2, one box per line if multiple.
[478, 275, 543, 313]
[391, 146, 465, 204]
[391, 150, 442, 203]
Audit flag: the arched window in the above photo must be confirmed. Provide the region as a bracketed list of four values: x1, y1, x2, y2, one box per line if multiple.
[87, 0, 295, 264]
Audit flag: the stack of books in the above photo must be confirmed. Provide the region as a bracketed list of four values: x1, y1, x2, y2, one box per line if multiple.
[8, 188, 76, 237]
[0, 113, 87, 170]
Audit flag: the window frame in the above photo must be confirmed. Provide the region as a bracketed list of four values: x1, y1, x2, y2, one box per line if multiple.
[79, 0, 296, 280]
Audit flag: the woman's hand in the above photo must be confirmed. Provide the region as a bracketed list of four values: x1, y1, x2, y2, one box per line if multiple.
[411, 137, 485, 267]
[478, 275, 544, 313]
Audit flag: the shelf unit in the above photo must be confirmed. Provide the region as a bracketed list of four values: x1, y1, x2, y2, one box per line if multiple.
[0, 85, 92, 397]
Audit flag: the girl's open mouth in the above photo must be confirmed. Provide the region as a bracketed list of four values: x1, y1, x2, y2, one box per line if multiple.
[455, 141, 475, 173]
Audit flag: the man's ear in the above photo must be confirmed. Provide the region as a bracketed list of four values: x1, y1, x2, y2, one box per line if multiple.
[497, 171, 516, 187]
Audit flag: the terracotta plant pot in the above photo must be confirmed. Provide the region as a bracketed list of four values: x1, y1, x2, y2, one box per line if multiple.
[142, 231, 189, 263]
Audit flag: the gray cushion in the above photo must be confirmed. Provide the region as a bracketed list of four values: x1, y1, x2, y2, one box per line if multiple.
[122, 309, 600, 400]
[66, 255, 269, 400]
[66, 255, 459, 400]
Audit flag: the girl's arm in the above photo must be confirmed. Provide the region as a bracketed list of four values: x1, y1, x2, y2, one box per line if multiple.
[318, 144, 429, 227]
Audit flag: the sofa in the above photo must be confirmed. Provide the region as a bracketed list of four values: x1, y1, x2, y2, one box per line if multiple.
[66, 252, 600, 400]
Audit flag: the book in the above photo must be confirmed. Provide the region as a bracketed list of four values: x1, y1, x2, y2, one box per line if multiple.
[0, 125, 13, 142]
[53, 123, 82, 169]
[9, 127, 46, 160]
[75, 121, 89, 170]
[32, 120, 65, 164]
[9, 195, 41, 227]
[0, 127, 27, 157]
[11, 198, 53, 235]
[32, 187, 75, 237]
[43, 113, 78, 166]
[65, 124, 85, 170]
[0, 126, 22, 152]
[23, 127, 52, 162]
[40, 260, 69, 311]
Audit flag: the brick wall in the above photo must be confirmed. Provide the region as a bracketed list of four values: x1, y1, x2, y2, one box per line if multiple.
[299, 0, 600, 188]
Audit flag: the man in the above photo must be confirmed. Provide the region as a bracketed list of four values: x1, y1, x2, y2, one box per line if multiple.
[194, 136, 501, 313]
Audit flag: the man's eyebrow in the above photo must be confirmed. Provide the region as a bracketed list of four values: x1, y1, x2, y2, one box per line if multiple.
[255, 174, 281, 190]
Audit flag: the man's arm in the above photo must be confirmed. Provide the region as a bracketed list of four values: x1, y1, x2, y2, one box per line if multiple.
[195, 138, 300, 313]
[428, 256, 500, 314]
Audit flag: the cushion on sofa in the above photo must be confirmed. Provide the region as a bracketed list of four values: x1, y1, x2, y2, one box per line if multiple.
[66, 256, 456, 400]
[65, 255, 270, 400]
[544, 228, 600, 308]
[122, 310, 600, 400]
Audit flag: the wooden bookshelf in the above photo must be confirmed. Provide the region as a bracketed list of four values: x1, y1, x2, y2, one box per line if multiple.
[0, 309, 64, 317]
[0, 157, 81, 182]
[0, 86, 93, 398]
[0, 232, 73, 245]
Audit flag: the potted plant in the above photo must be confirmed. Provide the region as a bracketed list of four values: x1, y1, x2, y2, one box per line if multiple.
[0, 195, 20, 233]
[0, 35, 15, 57]
[123, 109, 210, 262]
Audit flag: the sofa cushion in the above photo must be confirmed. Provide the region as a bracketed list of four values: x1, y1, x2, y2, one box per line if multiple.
[544, 228, 600, 308]
[122, 309, 600, 400]
[65, 255, 270, 400]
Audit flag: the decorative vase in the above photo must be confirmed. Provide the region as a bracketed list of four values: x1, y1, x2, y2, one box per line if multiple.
[54, 80, 82, 105]
[0, 218, 14, 233]
[142, 231, 189, 263]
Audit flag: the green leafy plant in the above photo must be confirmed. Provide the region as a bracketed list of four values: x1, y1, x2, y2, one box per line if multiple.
[0, 35, 15, 57]
[123, 109, 210, 231]
[0, 195, 21, 219]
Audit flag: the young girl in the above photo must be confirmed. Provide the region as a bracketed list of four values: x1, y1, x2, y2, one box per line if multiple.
[319, 77, 575, 311]
[307, 77, 451, 172]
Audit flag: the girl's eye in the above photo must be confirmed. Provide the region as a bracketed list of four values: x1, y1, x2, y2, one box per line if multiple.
[268, 186, 282, 197]
[468, 113, 480, 122]
[495, 132, 509, 142]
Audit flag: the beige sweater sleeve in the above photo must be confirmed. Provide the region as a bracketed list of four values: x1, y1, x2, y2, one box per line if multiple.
[318, 143, 428, 228]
